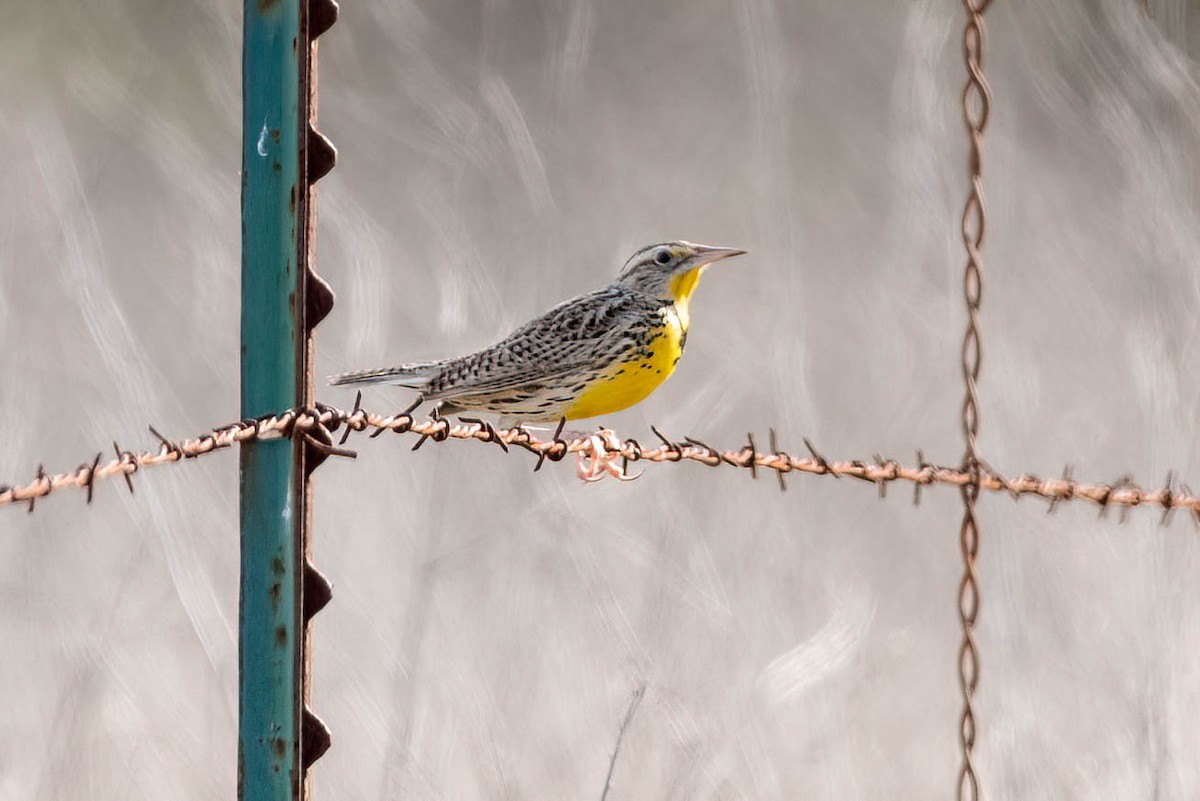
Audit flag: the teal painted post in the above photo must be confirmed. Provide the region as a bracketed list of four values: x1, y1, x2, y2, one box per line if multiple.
[240, 0, 302, 798]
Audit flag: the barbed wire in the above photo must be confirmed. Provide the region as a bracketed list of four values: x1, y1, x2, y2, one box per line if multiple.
[3, 397, 1199, 525]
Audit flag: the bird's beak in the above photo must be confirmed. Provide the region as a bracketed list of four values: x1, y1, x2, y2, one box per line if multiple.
[689, 244, 747, 267]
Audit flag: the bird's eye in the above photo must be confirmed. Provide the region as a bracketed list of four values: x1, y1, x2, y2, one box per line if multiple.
[655, 250, 672, 265]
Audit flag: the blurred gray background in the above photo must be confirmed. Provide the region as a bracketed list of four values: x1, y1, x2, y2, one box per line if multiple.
[3, 0, 1200, 798]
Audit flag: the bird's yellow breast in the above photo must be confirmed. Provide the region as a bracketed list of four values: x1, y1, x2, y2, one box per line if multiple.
[564, 307, 686, 421]
[563, 266, 706, 421]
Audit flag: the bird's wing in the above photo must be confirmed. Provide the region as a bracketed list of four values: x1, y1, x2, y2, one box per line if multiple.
[423, 286, 659, 400]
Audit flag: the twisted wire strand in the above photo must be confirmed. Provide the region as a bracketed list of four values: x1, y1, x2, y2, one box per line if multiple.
[957, 1, 993, 798]
[2, 402, 1199, 520]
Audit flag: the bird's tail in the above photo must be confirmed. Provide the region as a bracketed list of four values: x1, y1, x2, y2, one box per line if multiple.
[327, 359, 449, 389]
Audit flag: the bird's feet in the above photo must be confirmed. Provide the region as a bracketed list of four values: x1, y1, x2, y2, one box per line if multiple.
[512, 421, 640, 483]
[574, 428, 641, 483]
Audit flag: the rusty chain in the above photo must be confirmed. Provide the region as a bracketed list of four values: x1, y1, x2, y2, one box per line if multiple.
[958, 0, 992, 799]
[3, 400, 1200, 522]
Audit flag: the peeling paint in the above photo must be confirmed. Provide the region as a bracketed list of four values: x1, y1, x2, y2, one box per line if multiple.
[256, 121, 269, 157]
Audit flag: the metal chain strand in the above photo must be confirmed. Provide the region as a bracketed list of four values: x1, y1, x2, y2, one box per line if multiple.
[3, 404, 1200, 520]
[958, 1, 992, 799]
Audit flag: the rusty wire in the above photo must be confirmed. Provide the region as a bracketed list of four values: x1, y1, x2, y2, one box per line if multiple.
[957, 0, 993, 799]
[4, 400, 1200, 523]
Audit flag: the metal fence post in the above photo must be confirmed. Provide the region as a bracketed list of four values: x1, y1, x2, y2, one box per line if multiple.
[240, 0, 337, 798]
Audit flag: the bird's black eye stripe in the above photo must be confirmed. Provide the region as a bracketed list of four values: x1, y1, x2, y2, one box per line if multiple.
[655, 250, 672, 265]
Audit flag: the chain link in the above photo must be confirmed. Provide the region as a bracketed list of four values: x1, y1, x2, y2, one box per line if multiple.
[958, 1, 992, 799]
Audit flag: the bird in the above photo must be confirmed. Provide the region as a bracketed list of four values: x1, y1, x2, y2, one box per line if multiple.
[329, 241, 746, 425]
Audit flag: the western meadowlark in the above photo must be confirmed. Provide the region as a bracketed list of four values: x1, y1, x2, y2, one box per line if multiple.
[329, 241, 745, 425]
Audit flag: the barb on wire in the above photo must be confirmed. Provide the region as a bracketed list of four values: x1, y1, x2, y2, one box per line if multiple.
[4, 404, 1200, 523]
[769, 428, 789, 492]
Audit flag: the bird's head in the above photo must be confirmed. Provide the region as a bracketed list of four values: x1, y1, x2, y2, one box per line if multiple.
[615, 241, 746, 305]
